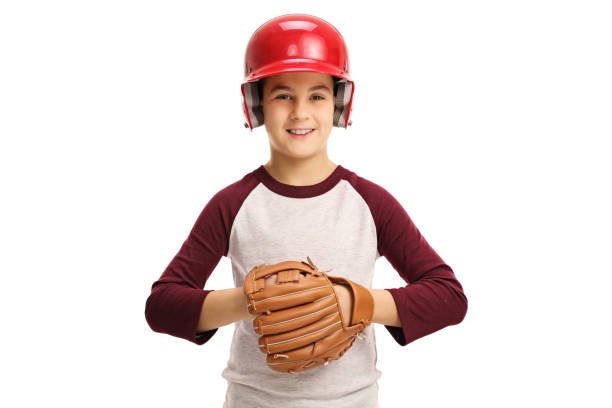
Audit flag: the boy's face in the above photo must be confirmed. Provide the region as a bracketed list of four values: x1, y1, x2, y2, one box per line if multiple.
[261, 72, 335, 161]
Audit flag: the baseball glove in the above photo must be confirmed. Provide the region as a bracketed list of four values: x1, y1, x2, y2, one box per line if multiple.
[243, 256, 374, 374]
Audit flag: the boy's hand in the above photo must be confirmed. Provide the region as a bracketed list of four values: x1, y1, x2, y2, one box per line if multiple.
[243, 257, 374, 374]
[264, 274, 277, 287]
[332, 283, 354, 325]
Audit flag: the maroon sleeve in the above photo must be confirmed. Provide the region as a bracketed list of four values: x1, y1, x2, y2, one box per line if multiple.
[350, 176, 468, 346]
[144, 176, 255, 345]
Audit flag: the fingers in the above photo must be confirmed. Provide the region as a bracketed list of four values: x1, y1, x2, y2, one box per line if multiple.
[264, 274, 277, 287]
[332, 283, 353, 325]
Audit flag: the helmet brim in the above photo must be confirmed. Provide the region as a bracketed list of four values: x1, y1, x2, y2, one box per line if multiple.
[243, 59, 351, 84]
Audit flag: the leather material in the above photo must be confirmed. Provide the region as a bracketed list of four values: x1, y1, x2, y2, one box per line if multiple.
[243, 256, 374, 374]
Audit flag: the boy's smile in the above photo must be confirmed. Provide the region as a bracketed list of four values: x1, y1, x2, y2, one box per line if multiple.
[287, 128, 315, 139]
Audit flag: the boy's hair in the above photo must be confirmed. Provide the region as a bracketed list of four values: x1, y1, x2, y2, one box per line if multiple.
[257, 75, 342, 104]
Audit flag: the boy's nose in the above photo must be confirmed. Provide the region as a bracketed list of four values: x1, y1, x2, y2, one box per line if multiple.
[290, 100, 309, 121]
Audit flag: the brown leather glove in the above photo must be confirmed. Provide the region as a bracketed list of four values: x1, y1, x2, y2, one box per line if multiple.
[243, 256, 374, 374]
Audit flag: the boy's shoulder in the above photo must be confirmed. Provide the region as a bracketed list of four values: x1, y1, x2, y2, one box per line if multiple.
[341, 166, 398, 204]
[209, 167, 261, 202]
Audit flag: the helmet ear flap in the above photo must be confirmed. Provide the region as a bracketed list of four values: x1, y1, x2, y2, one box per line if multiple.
[243, 80, 264, 129]
[333, 78, 353, 128]
[253, 80, 264, 123]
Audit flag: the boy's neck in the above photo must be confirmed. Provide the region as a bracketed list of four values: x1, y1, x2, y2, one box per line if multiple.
[264, 156, 338, 187]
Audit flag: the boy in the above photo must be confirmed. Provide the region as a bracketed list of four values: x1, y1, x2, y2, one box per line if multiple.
[145, 13, 467, 408]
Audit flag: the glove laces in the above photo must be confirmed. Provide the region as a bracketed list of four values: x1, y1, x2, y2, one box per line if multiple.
[356, 321, 371, 344]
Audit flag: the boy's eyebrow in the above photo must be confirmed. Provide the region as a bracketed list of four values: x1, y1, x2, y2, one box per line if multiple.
[268, 84, 332, 93]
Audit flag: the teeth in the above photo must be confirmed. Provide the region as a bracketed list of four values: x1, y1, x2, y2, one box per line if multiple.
[288, 129, 313, 135]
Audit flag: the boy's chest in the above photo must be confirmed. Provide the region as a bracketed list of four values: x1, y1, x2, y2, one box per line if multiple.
[228, 183, 378, 286]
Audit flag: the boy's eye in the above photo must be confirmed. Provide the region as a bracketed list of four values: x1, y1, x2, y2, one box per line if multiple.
[275, 94, 325, 100]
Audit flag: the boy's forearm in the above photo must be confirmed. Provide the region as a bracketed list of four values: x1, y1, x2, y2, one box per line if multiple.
[197, 287, 254, 332]
[370, 289, 402, 327]
[196, 286, 401, 333]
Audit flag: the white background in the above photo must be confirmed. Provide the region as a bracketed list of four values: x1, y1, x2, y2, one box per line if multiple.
[1, 1, 610, 407]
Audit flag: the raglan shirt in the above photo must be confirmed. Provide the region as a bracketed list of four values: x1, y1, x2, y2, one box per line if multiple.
[145, 164, 468, 408]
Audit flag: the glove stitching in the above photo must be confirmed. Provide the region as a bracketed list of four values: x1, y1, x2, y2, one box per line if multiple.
[261, 306, 338, 328]
[267, 330, 350, 366]
[311, 293, 335, 303]
[259, 321, 342, 347]
[251, 285, 330, 305]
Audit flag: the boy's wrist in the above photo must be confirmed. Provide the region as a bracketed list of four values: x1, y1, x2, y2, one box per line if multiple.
[238, 287, 255, 320]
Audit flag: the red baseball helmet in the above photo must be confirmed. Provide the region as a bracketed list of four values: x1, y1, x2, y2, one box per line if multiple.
[241, 14, 355, 131]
